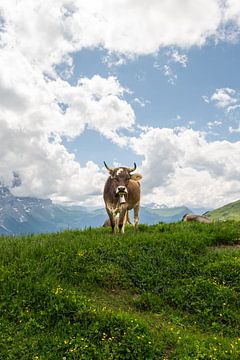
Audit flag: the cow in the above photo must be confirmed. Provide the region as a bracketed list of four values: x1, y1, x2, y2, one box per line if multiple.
[182, 214, 212, 223]
[103, 162, 142, 234]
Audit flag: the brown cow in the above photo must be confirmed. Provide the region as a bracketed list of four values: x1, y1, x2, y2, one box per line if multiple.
[103, 162, 142, 234]
[182, 214, 212, 223]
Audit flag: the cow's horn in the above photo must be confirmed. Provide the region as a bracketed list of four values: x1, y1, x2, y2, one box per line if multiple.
[103, 161, 113, 172]
[129, 162, 137, 172]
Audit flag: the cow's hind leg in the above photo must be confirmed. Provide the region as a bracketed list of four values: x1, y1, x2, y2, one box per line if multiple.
[133, 203, 140, 231]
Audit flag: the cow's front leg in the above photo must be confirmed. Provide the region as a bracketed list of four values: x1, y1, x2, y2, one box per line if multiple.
[118, 206, 127, 234]
[133, 203, 140, 231]
[106, 207, 116, 234]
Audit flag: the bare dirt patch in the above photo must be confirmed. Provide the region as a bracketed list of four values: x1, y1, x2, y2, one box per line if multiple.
[210, 241, 240, 251]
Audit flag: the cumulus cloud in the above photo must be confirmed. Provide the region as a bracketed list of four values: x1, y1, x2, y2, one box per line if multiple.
[130, 127, 240, 208]
[224, 0, 240, 25]
[48, 74, 135, 144]
[211, 88, 238, 109]
[209, 88, 240, 115]
[0, 45, 135, 202]
[0, 117, 106, 203]
[1, 0, 240, 71]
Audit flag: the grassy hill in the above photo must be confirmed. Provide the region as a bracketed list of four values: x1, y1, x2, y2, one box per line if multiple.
[1, 222, 240, 359]
[207, 199, 240, 221]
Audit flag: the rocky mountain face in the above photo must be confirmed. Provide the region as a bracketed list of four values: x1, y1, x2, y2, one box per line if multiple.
[0, 187, 198, 235]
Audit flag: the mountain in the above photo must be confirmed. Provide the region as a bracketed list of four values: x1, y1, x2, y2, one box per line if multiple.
[206, 199, 240, 221]
[0, 187, 106, 235]
[0, 187, 196, 235]
[140, 204, 191, 224]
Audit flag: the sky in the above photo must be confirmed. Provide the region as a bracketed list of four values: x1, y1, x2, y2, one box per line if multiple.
[1, 0, 240, 209]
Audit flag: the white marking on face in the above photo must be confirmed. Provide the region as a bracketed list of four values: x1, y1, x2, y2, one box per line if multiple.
[116, 168, 124, 175]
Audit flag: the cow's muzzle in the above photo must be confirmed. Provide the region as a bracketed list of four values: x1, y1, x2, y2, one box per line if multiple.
[116, 186, 128, 194]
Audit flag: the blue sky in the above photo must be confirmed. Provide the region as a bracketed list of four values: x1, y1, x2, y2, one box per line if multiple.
[1, 0, 240, 209]
[63, 42, 240, 164]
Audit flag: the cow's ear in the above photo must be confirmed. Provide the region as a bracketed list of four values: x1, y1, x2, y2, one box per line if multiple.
[130, 173, 142, 181]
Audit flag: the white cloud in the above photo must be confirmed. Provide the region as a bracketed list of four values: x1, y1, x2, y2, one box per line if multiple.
[229, 123, 240, 133]
[101, 53, 129, 68]
[133, 97, 150, 108]
[130, 127, 185, 191]
[48, 75, 135, 144]
[1, 0, 239, 71]
[162, 65, 178, 85]
[169, 49, 188, 67]
[202, 95, 210, 103]
[154, 60, 178, 85]
[145, 167, 240, 209]
[0, 45, 135, 202]
[130, 127, 240, 208]
[209, 88, 240, 115]
[154, 48, 188, 85]
[207, 120, 222, 129]
[211, 88, 238, 109]
[224, 0, 240, 25]
[0, 116, 107, 203]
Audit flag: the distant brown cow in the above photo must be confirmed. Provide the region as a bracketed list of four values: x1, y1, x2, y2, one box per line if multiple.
[103, 162, 142, 234]
[182, 214, 212, 223]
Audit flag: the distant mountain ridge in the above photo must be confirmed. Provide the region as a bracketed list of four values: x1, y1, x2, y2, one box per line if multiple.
[0, 186, 211, 235]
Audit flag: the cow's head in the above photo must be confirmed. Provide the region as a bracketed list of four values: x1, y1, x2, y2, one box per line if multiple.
[104, 162, 142, 203]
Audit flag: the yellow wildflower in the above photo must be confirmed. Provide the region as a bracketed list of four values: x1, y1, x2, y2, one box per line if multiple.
[78, 250, 85, 257]
[54, 286, 63, 295]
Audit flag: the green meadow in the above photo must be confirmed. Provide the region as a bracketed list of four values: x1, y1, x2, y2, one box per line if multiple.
[1, 222, 240, 359]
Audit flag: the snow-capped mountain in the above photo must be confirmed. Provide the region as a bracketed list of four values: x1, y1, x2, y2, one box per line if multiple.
[143, 202, 168, 209]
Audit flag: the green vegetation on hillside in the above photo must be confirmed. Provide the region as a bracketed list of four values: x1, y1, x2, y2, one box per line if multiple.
[1, 222, 240, 359]
[208, 199, 240, 221]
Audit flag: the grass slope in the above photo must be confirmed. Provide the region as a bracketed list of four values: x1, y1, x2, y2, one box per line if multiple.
[208, 199, 240, 221]
[1, 222, 240, 359]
